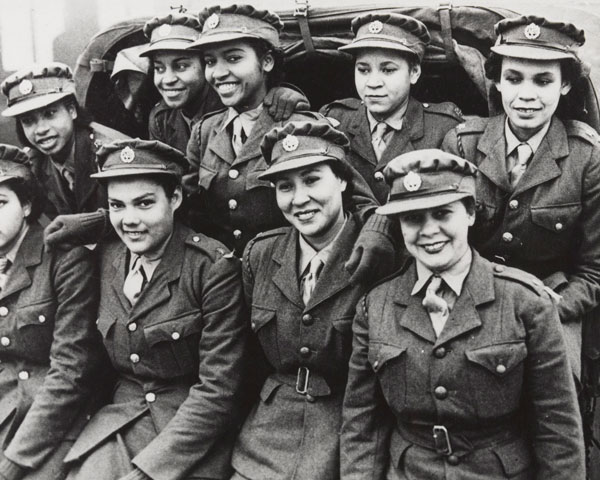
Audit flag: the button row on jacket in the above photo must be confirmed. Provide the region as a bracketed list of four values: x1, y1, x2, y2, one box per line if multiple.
[434, 385, 448, 399]
[128, 322, 137, 332]
[130, 353, 140, 364]
[18, 371, 29, 380]
[502, 232, 513, 243]
[233, 230, 242, 240]
[228, 169, 239, 179]
[0, 307, 8, 317]
[509, 200, 519, 210]
[374, 171, 384, 182]
[434, 347, 446, 359]
[0, 337, 10, 347]
[301, 314, 314, 326]
[228, 199, 238, 210]
[145, 392, 156, 403]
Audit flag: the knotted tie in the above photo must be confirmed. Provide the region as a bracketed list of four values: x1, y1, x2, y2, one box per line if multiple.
[422, 275, 449, 337]
[231, 115, 247, 156]
[62, 169, 75, 192]
[372, 122, 390, 160]
[510, 143, 532, 187]
[123, 255, 147, 306]
[0, 257, 9, 292]
[302, 258, 323, 305]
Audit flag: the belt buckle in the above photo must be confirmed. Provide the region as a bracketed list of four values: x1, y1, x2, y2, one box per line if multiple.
[432, 425, 453, 456]
[296, 367, 310, 394]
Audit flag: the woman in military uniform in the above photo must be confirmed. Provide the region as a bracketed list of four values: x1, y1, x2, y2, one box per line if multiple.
[320, 13, 463, 204]
[1, 63, 128, 218]
[232, 120, 376, 480]
[63, 139, 247, 480]
[0, 145, 103, 480]
[341, 149, 584, 479]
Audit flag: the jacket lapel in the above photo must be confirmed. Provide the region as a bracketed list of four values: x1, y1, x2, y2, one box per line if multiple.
[0, 225, 44, 301]
[109, 245, 131, 312]
[346, 105, 378, 166]
[233, 109, 273, 167]
[476, 115, 512, 192]
[73, 126, 99, 210]
[378, 97, 423, 169]
[271, 230, 304, 309]
[207, 117, 235, 165]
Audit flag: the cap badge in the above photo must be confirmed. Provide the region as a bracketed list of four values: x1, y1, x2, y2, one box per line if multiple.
[524, 23, 541, 40]
[403, 171, 422, 192]
[158, 24, 172, 37]
[205, 13, 219, 30]
[368, 20, 384, 34]
[281, 134, 299, 152]
[120, 146, 135, 163]
[18, 79, 33, 95]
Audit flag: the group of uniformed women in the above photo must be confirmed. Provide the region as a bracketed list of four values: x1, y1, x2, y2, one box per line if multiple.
[0, 3, 595, 480]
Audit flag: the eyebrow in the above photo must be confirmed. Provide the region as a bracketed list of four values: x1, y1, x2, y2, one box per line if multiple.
[108, 192, 155, 203]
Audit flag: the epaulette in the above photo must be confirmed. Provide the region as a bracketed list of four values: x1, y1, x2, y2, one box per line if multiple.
[320, 97, 361, 115]
[150, 99, 170, 115]
[200, 107, 228, 124]
[88, 122, 129, 150]
[185, 232, 235, 261]
[566, 120, 600, 145]
[453, 116, 488, 136]
[364, 256, 413, 294]
[421, 101, 463, 121]
[491, 263, 545, 296]
[252, 227, 288, 242]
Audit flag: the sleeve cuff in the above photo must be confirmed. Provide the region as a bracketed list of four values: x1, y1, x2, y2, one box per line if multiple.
[0, 456, 28, 480]
[120, 468, 152, 480]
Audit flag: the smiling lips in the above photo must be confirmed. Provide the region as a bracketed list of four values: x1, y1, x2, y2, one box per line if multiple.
[420, 241, 448, 254]
[294, 210, 318, 221]
[36, 136, 57, 149]
[215, 82, 238, 95]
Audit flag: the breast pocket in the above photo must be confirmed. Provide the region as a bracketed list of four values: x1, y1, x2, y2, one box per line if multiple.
[465, 341, 527, 419]
[143, 310, 202, 376]
[250, 306, 280, 365]
[530, 203, 581, 250]
[16, 298, 56, 361]
[368, 343, 408, 408]
[198, 164, 218, 191]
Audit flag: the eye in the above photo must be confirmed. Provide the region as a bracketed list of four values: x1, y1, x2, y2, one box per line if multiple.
[400, 213, 421, 224]
[108, 201, 123, 210]
[226, 54, 242, 63]
[382, 67, 397, 74]
[535, 78, 553, 86]
[138, 199, 155, 208]
[203, 57, 215, 67]
[276, 181, 292, 193]
[19, 116, 34, 127]
[504, 75, 521, 84]
[153, 64, 166, 74]
[432, 208, 451, 220]
[355, 65, 369, 75]
[175, 62, 189, 72]
[304, 175, 320, 186]
[0, 200, 6, 207]
[43, 108, 57, 119]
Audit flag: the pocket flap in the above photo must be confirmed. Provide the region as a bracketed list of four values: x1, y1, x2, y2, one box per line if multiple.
[250, 307, 276, 333]
[492, 436, 531, 477]
[198, 164, 217, 190]
[465, 341, 527, 376]
[143, 310, 202, 347]
[15, 299, 55, 328]
[246, 164, 273, 190]
[259, 376, 282, 403]
[530, 204, 581, 232]
[368, 344, 407, 373]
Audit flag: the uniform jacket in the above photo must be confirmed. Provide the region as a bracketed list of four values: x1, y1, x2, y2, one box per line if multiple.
[64, 223, 248, 480]
[186, 104, 378, 253]
[148, 86, 222, 154]
[320, 97, 463, 203]
[0, 224, 102, 473]
[341, 252, 584, 480]
[233, 214, 367, 480]
[28, 122, 128, 217]
[442, 115, 600, 332]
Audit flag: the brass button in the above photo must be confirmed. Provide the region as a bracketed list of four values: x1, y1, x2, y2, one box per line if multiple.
[374, 171, 385, 182]
[228, 169, 239, 179]
[306, 394, 316, 403]
[145, 392, 156, 403]
[434, 386, 448, 399]
[233, 229, 242, 240]
[300, 347, 311, 358]
[509, 200, 519, 210]
[18, 371, 29, 380]
[251, 321, 257, 329]
[447, 454, 460, 466]
[373, 360, 379, 369]
[38, 315, 46, 323]
[228, 199, 238, 210]
[434, 347, 446, 359]
[128, 322, 137, 332]
[130, 353, 140, 364]
[555, 222, 563, 232]
[301, 314, 313, 326]
[502, 232, 513, 243]
[496, 364, 507, 374]
[0, 337, 10, 347]
[193, 236, 200, 242]
[494, 265, 505, 273]
[171, 332, 180, 340]
[0, 307, 8, 317]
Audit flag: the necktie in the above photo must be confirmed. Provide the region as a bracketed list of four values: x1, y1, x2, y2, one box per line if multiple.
[123, 255, 147, 306]
[302, 258, 323, 305]
[62, 169, 75, 191]
[422, 275, 449, 337]
[0, 257, 9, 292]
[372, 122, 390, 160]
[231, 115, 247, 156]
[510, 143, 532, 187]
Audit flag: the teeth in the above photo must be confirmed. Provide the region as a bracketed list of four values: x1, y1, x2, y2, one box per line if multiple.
[125, 232, 142, 238]
[217, 83, 237, 93]
[296, 211, 316, 221]
[423, 241, 446, 253]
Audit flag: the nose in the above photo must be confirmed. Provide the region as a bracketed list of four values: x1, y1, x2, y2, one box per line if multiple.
[34, 118, 49, 135]
[122, 207, 141, 227]
[161, 66, 178, 85]
[292, 185, 310, 207]
[419, 214, 440, 237]
[210, 59, 229, 80]
[517, 80, 537, 101]
[365, 71, 383, 89]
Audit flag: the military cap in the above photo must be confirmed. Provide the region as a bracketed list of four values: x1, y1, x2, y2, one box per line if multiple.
[189, 4, 283, 50]
[258, 120, 349, 181]
[140, 13, 201, 57]
[0, 144, 33, 185]
[491, 15, 585, 61]
[377, 149, 477, 215]
[91, 139, 188, 181]
[339, 13, 430, 62]
[1, 62, 76, 117]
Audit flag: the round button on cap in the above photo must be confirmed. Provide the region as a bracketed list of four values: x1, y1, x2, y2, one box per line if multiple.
[192, 236, 200, 242]
[228, 199, 238, 210]
[496, 364, 507, 374]
[300, 346, 311, 357]
[171, 332, 180, 340]
[130, 353, 140, 364]
[18, 371, 29, 380]
[233, 229, 242, 240]
[447, 454, 460, 466]
[0, 337, 10, 347]
[0, 307, 8, 317]
[502, 232, 513, 243]
[145, 392, 156, 403]
[434, 386, 448, 399]
[301, 314, 313, 326]
[494, 265, 505, 273]
[509, 200, 519, 210]
[38, 315, 46, 323]
[228, 169, 239, 179]
[128, 323, 137, 332]
[555, 222, 563, 231]
[374, 171, 385, 182]
[434, 347, 446, 359]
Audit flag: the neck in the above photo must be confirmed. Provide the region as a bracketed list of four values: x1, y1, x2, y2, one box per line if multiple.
[507, 118, 550, 143]
[51, 134, 75, 163]
[302, 212, 346, 252]
[0, 222, 29, 257]
[371, 96, 409, 123]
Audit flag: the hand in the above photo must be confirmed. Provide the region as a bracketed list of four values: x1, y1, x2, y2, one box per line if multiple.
[264, 86, 310, 121]
[346, 230, 398, 285]
[44, 211, 107, 251]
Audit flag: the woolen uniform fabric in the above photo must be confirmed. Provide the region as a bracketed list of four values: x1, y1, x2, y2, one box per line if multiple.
[0, 224, 102, 479]
[64, 223, 248, 480]
[186, 103, 378, 253]
[28, 122, 128, 217]
[341, 252, 584, 480]
[320, 97, 462, 204]
[233, 214, 367, 480]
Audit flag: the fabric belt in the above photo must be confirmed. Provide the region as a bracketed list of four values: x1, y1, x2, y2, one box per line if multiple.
[270, 368, 344, 398]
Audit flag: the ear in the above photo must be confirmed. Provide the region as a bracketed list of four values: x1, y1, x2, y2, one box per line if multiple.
[261, 52, 275, 73]
[67, 102, 78, 120]
[560, 81, 572, 96]
[339, 178, 348, 193]
[467, 210, 476, 227]
[22, 201, 32, 219]
[171, 185, 183, 211]
[409, 64, 422, 85]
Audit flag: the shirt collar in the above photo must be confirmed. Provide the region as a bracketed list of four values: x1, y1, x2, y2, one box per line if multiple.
[366, 103, 407, 133]
[50, 141, 76, 174]
[298, 216, 347, 276]
[221, 104, 264, 133]
[505, 118, 551, 156]
[411, 248, 473, 296]
[3, 224, 30, 265]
